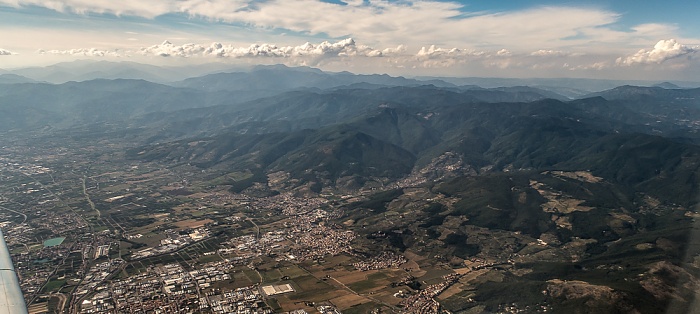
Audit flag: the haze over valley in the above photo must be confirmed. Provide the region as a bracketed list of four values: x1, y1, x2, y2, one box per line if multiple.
[1, 1, 700, 313]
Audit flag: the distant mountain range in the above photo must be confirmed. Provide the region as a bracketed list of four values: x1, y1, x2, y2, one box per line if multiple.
[3, 60, 698, 96]
[103, 82, 698, 206]
[0, 73, 37, 84]
[2, 60, 242, 84]
[0, 73, 571, 134]
[2, 63, 700, 201]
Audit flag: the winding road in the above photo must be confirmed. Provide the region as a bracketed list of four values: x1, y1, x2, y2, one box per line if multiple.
[0, 204, 27, 224]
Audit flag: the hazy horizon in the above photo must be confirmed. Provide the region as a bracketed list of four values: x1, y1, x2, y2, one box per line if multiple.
[1, 0, 699, 81]
[3, 59, 700, 91]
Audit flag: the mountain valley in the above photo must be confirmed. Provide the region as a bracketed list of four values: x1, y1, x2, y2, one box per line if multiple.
[1, 63, 700, 313]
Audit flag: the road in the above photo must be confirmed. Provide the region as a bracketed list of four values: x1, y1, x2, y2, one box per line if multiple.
[0, 204, 27, 224]
[246, 217, 260, 239]
[81, 176, 100, 218]
[18, 170, 91, 230]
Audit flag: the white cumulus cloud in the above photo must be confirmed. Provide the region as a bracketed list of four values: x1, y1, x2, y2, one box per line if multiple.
[530, 50, 568, 57]
[0, 48, 15, 55]
[138, 38, 388, 59]
[416, 46, 487, 59]
[617, 39, 699, 65]
[409, 44, 617, 72]
[32, 39, 402, 67]
[138, 40, 209, 57]
[414, 45, 519, 68]
[38, 48, 122, 57]
[565, 62, 609, 71]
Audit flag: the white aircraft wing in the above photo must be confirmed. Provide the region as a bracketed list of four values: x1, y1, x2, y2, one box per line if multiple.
[0, 229, 28, 314]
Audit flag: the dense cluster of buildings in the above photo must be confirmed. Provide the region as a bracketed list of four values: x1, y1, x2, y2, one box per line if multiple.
[131, 227, 210, 259]
[289, 221, 357, 261]
[400, 273, 461, 314]
[79, 260, 273, 314]
[75, 260, 125, 300]
[352, 251, 407, 271]
[1, 154, 475, 314]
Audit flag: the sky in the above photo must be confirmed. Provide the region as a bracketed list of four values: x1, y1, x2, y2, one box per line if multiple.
[0, 0, 699, 80]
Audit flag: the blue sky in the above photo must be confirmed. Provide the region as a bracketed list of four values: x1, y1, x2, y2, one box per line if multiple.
[456, 0, 699, 33]
[450, 0, 700, 45]
[0, 0, 698, 80]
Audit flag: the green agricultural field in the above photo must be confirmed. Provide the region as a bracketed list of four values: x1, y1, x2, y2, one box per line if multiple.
[288, 275, 337, 301]
[345, 269, 404, 294]
[43, 279, 67, 293]
[343, 301, 383, 314]
[197, 254, 222, 264]
[265, 298, 282, 312]
[279, 265, 308, 279]
[241, 268, 262, 284]
[230, 270, 256, 289]
[346, 280, 377, 293]
[261, 269, 283, 282]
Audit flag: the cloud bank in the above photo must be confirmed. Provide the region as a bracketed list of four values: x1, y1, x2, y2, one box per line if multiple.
[28, 37, 699, 80]
[617, 39, 699, 65]
[38, 48, 121, 57]
[0, 0, 684, 53]
[137, 38, 390, 58]
[37, 39, 408, 65]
